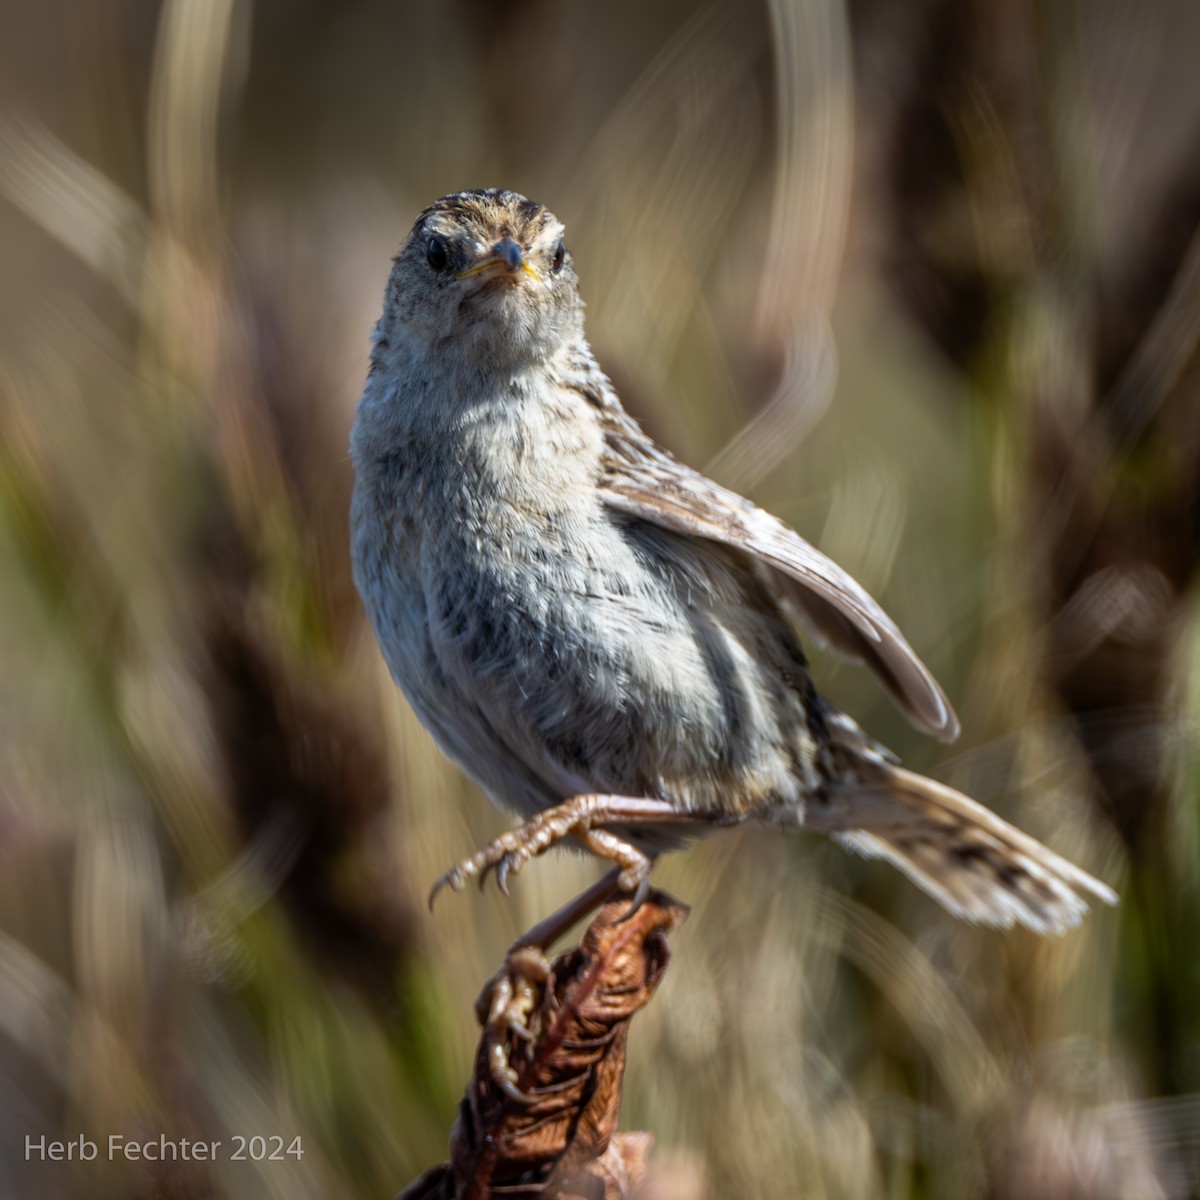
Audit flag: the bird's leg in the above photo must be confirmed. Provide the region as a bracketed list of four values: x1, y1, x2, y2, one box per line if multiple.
[437, 795, 733, 1101]
[475, 868, 624, 1103]
[429, 793, 729, 906]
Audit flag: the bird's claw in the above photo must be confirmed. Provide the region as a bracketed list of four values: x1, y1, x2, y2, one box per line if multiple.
[496, 853, 513, 895]
[469, 850, 521, 897]
[431, 834, 539, 907]
[476, 946, 552, 1104]
[482, 850, 524, 897]
[427, 866, 467, 910]
[615, 866, 651, 923]
[427, 795, 665, 911]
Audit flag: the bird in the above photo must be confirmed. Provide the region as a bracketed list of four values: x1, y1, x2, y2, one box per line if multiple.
[349, 187, 1116, 935]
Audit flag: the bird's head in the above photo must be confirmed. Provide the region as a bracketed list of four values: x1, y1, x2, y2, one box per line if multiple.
[376, 188, 581, 373]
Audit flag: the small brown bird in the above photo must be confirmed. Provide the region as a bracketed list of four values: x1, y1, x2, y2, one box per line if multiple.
[350, 188, 1115, 934]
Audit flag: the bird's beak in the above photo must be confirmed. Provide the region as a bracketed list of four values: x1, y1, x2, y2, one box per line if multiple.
[456, 237, 542, 283]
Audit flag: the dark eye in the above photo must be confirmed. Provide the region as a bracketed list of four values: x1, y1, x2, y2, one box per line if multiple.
[552, 241, 566, 274]
[426, 236, 449, 272]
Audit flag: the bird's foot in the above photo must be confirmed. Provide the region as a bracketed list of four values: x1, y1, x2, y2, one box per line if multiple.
[428, 794, 685, 907]
[475, 945, 551, 1104]
[471, 868, 626, 1102]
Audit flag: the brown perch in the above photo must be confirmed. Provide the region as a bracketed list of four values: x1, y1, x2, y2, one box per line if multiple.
[397, 889, 688, 1199]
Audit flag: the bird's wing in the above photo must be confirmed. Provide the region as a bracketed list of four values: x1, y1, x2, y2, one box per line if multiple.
[596, 412, 960, 742]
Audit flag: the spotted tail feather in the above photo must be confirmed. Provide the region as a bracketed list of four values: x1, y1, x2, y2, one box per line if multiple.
[823, 766, 1118, 935]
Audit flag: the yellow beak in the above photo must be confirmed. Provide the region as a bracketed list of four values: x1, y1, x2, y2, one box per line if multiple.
[456, 237, 542, 283]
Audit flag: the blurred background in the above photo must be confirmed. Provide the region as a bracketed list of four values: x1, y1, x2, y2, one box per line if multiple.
[1, 0, 1198, 1196]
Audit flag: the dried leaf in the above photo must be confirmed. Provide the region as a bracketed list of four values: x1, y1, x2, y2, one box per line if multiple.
[397, 890, 686, 1199]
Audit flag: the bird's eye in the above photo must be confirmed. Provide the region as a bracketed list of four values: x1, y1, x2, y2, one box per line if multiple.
[426, 236, 449, 272]
[552, 241, 566, 274]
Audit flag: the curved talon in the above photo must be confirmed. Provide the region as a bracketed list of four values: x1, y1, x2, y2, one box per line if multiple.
[507, 1016, 536, 1042]
[498, 1075, 534, 1105]
[427, 870, 460, 910]
[486, 1035, 534, 1104]
[427, 794, 686, 910]
[479, 950, 549, 1103]
[616, 870, 651, 923]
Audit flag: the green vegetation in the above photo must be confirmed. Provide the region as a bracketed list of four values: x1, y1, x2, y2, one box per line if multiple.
[1, 2, 1196, 1196]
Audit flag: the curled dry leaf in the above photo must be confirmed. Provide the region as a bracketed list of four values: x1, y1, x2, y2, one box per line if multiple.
[396, 890, 687, 1200]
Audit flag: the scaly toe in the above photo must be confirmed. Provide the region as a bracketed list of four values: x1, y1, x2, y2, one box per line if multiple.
[485, 1036, 533, 1104]
[476, 945, 551, 1102]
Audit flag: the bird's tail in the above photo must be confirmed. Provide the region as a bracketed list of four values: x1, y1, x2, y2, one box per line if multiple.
[816, 765, 1118, 935]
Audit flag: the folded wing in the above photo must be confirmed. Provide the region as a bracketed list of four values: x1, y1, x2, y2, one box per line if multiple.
[598, 423, 960, 742]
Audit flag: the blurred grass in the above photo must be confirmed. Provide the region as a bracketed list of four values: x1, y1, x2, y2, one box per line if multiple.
[1, 0, 1198, 1197]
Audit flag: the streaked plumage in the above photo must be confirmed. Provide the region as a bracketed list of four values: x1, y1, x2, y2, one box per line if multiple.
[350, 188, 1116, 933]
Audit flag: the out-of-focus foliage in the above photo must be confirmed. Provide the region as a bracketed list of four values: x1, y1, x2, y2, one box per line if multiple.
[0, 1, 1197, 1197]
